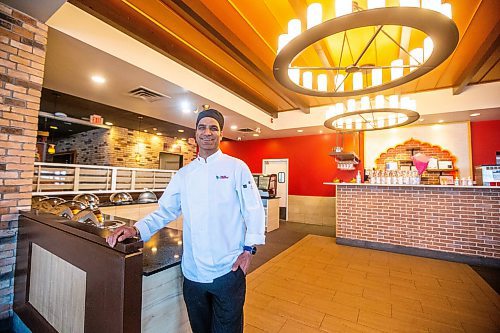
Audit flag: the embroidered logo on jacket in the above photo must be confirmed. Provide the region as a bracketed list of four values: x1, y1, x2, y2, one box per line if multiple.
[216, 175, 229, 180]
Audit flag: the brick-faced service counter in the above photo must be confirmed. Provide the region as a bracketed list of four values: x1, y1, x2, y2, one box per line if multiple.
[324, 183, 500, 266]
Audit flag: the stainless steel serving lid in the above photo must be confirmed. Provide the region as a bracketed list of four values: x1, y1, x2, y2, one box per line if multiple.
[73, 193, 99, 207]
[109, 192, 133, 204]
[137, 191, 157, 203]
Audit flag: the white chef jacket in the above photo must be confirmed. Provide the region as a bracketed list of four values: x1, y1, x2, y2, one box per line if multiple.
[134, 150, 266, 283]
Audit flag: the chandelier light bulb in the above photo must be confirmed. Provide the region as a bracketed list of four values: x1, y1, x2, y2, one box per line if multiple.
[377, 118, 385, 128]
[367, 0, 385, 9]
[277, 34, 290, 53]
[288, 19, 301, 39]
[440, 3, 452, 19]
[326, 106, 336, 119]
[400, 96, 411, 109]
[421, 0, 442, 12]
[334, 74, 345, 92]
[347, 99, 356, 112]
[288, 68, 300, 84]
[389, 95, 399, 108]
[360, 96, 370, 110]
[356, 119, 363, 130]
[353, 72, 363, 90]
[303, 71, 313, 89]
[335, 102, 344, 114]
[335, 0, 352, 17]
[345, 119, 353, 129]
[375, 95, 385, 109]
[372, 68, 382, 86]
[317, 74, 327, 91]
[424, 37, 434, 61]
[391, 59, 404, 80]
[307, 3, 322, 29]
[399, 0, 419, 7]
[409, 48, 424, 72]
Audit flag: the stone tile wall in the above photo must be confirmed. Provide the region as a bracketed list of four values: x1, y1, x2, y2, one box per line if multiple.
[288, 195, 336, 229]
[0, 3, 47, 319]
[54, 126, 197, 168]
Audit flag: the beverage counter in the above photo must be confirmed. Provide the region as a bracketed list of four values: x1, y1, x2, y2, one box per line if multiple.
[324, 183, 500, 266]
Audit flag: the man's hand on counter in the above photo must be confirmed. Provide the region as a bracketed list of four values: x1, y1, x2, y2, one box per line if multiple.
[106, 226, 138, 247]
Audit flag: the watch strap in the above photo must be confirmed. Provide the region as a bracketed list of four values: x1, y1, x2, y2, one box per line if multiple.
[243, 245, 256, 255]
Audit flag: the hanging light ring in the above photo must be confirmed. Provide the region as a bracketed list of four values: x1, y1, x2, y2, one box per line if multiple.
[273, 7, 459, 97]
[324, 108, 420, 132]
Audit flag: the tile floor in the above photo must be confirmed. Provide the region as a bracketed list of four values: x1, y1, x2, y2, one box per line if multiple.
[244, 230, 500, 333]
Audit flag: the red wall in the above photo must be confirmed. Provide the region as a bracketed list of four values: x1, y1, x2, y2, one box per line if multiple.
[220, 133, 364, 197]
[471, 120, 500, 167]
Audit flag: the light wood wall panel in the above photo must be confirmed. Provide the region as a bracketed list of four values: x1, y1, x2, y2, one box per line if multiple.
[141, 265, 191, 333]
[29, 243, 87, 333]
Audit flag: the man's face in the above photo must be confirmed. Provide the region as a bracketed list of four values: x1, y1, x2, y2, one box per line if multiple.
[195, 117, 222, 155]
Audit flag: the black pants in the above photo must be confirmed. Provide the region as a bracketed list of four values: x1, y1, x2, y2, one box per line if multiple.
[183, 268, 246, 333]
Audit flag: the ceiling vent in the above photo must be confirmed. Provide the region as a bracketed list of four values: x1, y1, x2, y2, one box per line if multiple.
[237, 128, 256, 133]
[127, 86, 170, 103]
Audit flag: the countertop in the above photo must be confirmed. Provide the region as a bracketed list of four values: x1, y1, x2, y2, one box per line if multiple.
[103, 214, 182, 276]
[323, 182, 498, 189]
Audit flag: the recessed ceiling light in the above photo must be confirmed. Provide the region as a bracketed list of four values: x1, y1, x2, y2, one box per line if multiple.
[153, 128, 157, 131]
[105, 122, 113, 126]
[54, 112, 67, 118]
[178, 129, 184, 133]
[156, 132, 162, 136]
[297, 129, 304, 133]
[438, 120, 444, 123]
[91, 75, 106, 84]
[253, 133, 259, 137]
[470, 113, 480, 117]
[144, 130, 148, 133]
[419, 118, 424, 122]
[230, 125, 237, 130]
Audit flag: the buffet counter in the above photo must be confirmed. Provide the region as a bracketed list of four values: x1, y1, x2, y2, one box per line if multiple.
[14, 211, 189, 333]
[324, 183, 500, 266]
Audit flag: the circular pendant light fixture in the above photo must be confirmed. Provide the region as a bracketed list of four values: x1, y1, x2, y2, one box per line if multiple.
[273, 4, 459, 97]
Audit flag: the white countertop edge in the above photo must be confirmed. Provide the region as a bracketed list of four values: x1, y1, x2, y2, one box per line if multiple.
[323, 183, 498, 189]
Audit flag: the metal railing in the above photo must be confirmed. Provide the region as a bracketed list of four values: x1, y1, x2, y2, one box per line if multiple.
[33, 162, 177, 195]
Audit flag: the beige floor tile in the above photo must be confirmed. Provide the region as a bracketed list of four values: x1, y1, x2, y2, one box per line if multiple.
[278, 319, 325, 333]
[267, 298, 326, 328]
[320, 314, 384, 333]
[358, 310, 429, 333]
[246, 290, 275, 310]
[245, 235, 498, 333]
[300, 295, 359, 322]
[332, 291, 392, 317]
[254, 280, 307, 304]
[244, 324, 266, 333]
[245, 304, 287, 332]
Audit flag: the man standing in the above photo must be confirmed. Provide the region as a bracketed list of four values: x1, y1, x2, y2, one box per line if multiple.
[106, 109, 265, 333]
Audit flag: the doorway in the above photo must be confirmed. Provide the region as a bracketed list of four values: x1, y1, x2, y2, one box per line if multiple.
[262, 159, 289, 221]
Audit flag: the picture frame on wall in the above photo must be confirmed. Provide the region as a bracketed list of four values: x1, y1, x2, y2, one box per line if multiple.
[385, 161, 398, 170]
[427, 158, 438, 170]
[439, 175, 454, 185]
[438, 160, 453, 170]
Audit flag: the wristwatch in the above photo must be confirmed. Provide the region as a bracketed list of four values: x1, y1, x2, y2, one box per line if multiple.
[243, 245, 257, 255]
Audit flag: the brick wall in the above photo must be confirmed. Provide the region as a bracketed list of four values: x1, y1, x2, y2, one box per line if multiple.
[53, 126, 197, 168]
[336, 185, 500, 259]
[0, 3, 47, 319]
[375, 139, 457, 185]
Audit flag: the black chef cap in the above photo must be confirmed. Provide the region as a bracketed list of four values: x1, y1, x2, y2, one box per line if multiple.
[196, 109, 224, 130]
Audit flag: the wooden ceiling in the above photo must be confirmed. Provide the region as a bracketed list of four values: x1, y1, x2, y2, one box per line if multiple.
[70, 0, 499, 116]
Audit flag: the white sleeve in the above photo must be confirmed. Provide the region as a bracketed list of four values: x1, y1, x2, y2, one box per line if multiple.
[236, 163, 265, 246]
[134, 172, 182, 242]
